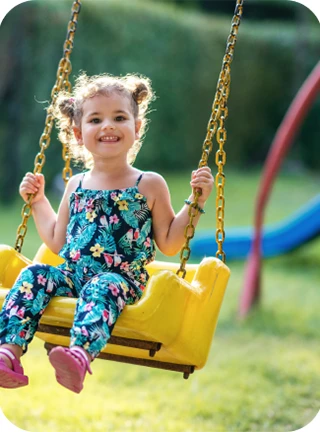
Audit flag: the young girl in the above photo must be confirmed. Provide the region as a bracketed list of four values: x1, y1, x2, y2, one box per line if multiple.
[0, 72, 214, 393]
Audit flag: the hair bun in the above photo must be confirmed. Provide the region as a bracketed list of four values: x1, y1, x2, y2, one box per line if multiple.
[132, 83, 149, 105]
[58, 97, 75, 118]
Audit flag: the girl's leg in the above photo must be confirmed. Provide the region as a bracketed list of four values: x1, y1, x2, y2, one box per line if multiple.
[48, 273, 141, 393]
[70, 272, 141, 359]
[0, 263, 79, 366]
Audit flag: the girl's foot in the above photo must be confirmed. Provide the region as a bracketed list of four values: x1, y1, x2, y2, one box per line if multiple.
[0, 347, 29, 389]
[49, 346, 92, 394]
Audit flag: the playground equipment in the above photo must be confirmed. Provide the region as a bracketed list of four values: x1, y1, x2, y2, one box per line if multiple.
[0, 1, 244, 377]
[240, 61, 320, 317]
[189, 60, 320, 317]
[191, 194, 320, 260]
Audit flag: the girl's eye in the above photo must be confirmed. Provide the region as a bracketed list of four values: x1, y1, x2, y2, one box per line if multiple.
[115, 116, 126, 122]
[90, 118, 100, 124]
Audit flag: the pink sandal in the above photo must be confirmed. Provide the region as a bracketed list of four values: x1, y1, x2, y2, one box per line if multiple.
[0, 347, 29, 389]
[49, 346, 92, 394]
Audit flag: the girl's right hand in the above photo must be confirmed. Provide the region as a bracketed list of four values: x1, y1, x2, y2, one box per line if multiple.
[19, 173, 45, 204]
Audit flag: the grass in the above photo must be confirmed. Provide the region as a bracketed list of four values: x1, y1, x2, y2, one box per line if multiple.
[0, 169, 319, 432]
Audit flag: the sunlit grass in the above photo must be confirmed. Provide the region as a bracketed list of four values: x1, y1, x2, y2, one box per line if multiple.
[0, 169, 319, 431]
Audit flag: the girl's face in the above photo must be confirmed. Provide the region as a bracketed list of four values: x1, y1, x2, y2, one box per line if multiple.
[73, 92, 141, 163]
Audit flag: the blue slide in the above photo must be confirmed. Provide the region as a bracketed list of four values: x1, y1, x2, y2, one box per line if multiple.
[190, 195, 320, 260]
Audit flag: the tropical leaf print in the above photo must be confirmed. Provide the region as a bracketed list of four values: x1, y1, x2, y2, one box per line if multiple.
[120, 207, 140, 228]
[136, 219, 152, 247]
[118, 229, 134, 256]
[73, 220, 97, 250]
[101, 198, 113, 216]
[78, 302, 106, 325]
[30, 291, 50, 315]
[74, 255, 104, 280]
[133, 202, 149, 223]
[96, 231, 116, 253]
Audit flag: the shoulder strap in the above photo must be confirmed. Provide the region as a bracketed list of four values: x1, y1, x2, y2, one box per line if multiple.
[135, 173, 144, 187]
[78, 173, 86, 188]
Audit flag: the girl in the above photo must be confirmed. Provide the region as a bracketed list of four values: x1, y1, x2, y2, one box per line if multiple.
[0, 73, 213, 393]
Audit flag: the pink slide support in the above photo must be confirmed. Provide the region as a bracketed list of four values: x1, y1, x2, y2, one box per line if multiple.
[239, 61, 320, 318]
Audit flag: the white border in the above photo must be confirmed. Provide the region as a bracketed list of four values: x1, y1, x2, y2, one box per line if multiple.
[0, 1, 319, 26]
[0, 408, 29, 432]
[0, 0, 319, 431]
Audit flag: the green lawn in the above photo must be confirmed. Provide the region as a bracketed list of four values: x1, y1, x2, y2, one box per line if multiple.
[0, 169, 319, 432]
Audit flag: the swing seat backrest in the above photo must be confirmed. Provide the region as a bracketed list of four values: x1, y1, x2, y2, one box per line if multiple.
[0, 243, 230, 374]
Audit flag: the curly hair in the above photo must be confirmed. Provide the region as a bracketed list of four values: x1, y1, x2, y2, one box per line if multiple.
[50, 72, 155, 168]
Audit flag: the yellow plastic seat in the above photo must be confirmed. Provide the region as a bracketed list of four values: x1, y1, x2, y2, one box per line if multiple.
[0, 243, 229, 378]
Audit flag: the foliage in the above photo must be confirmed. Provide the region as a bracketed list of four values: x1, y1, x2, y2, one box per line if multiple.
[0, 0, 319, 202]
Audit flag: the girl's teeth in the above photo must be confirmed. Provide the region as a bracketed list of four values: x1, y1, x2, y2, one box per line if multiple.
[101, 137, 118, 141]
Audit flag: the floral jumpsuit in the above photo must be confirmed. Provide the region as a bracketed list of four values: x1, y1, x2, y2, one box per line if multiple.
[0, 173, 156, 359]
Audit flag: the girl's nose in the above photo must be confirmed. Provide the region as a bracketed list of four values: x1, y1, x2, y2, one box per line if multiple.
[102, 121, 115, 130]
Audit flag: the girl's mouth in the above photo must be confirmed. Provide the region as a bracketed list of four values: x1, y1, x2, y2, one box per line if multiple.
[99, 136, 120, 142]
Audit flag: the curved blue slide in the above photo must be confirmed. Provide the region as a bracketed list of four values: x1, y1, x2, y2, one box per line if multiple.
[190, 195, 320, 260]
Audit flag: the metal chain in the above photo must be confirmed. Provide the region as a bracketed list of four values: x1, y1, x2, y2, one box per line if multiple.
[14, 1, 82, 253]
[177, 0, 244, 278]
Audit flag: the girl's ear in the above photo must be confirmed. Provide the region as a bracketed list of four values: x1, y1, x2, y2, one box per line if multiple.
[73, 126, 83, 145]
[135, 119, 142, 139]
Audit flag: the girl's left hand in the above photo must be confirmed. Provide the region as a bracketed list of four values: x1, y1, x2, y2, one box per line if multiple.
[190, 167, 214, 204]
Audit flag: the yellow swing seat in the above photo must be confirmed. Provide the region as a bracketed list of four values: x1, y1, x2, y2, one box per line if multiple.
[0, 243, 229, 378]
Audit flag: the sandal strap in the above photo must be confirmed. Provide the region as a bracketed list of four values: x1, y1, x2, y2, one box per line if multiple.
[0, 347, 15, 363]
[0, 347, 24, 375]
[70, 347, 92, 375]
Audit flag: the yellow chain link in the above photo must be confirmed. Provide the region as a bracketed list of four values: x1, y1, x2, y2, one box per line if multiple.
[177, 0, 244, 277]
[14, 0, 82, 253]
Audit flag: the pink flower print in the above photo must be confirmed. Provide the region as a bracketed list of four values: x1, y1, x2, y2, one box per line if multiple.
[144, 237, 151, 247]
[6, 299, 15, 310]
[84, 301, 95, 312]
[102, 310, 109, 322]
[70, 249, 81, 262]
[110, 192, 119, 201]
[129, 288, 136, 297]
[37, 274, 47, 286]
[109, 214, 119, 224]
[17, 307, 26, 319]
[140, 273, 147, 282]
[120, 261, 130, 272]
[25, 292, 34, 300]
[85, 198, 95, 211]
[109, 283, 119, 296]
[81, 326, 89, 336]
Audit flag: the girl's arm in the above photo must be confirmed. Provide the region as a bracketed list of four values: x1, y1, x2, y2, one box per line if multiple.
[19, 173, 80, 254]
[142, 168, 214, 256]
